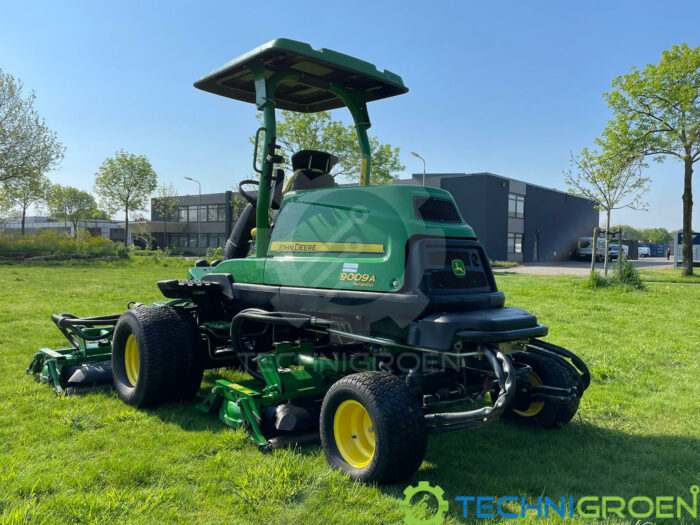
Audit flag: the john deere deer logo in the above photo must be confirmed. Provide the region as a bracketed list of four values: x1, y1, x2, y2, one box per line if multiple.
[451, 259, 466, 277]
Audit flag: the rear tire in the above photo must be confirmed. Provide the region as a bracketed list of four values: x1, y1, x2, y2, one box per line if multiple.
[112, 306, 203, 407]
[504, 352, 580, 428]
[320, 372, 426, 484]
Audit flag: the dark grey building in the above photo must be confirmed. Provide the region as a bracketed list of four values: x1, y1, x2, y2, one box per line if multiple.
[132, 191, 240, 255]
[403, 172, 598, 263]
[139, 173, 597, 261]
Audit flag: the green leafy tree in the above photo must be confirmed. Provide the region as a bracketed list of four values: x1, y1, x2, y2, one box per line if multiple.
[0, 68, 64, 184]
[613, 224, 643, 240]
[602, 43, 700, 275]
[47, 185, 98, 238]
[91, 209, 111, 220]
[1, 168, 50, 235]
[613, 225, 672, 244]
[94, 150, 158, 245]
[152, 183, 179, 248]
[644, 227, 673, 244]
[253, 111, 404, 185]
[564, 148, 649, 275]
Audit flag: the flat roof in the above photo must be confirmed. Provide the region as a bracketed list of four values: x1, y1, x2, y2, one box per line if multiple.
[406, 172, 590, 200]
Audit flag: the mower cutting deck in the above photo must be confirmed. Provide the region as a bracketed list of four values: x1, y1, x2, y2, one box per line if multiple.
[29, 38, 590, 484]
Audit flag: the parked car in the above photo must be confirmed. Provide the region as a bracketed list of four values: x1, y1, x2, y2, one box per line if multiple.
[638, 245, 651, 258]
[609, 243, 629, 260]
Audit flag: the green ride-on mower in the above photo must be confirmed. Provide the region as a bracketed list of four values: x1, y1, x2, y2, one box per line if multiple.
[28, 39, 590, 484]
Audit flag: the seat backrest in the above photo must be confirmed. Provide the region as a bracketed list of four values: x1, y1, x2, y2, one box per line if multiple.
[271, 169, 285, 210]
[289, 169, 336, 191]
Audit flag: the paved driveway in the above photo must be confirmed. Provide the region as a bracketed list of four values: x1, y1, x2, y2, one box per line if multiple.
[493, 257, 672, 276]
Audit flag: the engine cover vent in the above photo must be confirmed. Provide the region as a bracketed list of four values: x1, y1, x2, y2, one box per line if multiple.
[413, 196, 461, 223]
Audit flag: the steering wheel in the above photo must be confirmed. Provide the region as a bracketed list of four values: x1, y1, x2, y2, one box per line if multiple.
[238, 179, 259, 207]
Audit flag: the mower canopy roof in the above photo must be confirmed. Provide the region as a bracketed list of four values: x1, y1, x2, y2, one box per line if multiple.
[194, 38, 408, 112]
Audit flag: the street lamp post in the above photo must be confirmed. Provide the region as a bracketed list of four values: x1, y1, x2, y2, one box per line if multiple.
[184, 176, 202, 255]
[411, 151, 426, 186]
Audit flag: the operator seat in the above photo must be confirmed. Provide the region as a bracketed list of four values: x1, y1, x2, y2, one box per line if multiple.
[224, 150, 337, 260]
[287, 150, 338, 191]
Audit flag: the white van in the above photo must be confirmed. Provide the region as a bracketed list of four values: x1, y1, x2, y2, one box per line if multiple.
[576, 237, 606, 261]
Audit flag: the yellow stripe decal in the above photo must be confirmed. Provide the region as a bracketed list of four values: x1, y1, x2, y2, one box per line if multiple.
[269, 241, 384, 254]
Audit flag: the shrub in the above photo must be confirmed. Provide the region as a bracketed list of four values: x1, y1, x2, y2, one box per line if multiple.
[206, 246, 223, 258]
[609, 259, 645, 290]
[583, 260, 645, 290]
[114, 243, 129, 258]
[0, 231, 118, 258]
[584, 270, 610, 289]
[490, 260, 519, 268]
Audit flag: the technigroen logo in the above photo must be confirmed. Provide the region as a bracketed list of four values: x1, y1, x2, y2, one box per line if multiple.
[400, 481, 449, 525]
[399, 483, 699, 522]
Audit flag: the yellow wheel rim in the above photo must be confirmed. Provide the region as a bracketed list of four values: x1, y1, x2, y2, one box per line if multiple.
[513, 371, 544, 417]
[333, 400, 375, 468]
[124, 333, 140, 387]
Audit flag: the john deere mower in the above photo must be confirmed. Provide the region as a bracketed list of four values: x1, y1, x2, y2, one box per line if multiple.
[28, 39, 589, 484]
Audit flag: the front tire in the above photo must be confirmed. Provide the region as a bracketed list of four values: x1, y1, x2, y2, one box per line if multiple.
[505, 352, 580, 428]
[320, 372, 426, 484]
[112, 306, 203, 407]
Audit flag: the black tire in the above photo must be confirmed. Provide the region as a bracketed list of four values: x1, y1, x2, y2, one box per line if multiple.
[112, 306, 203, 407]
[504, 352, 580, 428]
[319, 372, 426, 484]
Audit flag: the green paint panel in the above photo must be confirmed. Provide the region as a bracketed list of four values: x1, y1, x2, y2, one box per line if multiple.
[194, 38, 408, 112]
[264, 185, 475, 291]
[191, 258, 266, 284]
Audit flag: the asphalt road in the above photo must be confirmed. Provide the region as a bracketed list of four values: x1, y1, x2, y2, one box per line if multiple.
[493, 256, 673, 276]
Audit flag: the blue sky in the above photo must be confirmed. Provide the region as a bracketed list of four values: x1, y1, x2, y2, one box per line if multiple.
[1, 1, 698, 229]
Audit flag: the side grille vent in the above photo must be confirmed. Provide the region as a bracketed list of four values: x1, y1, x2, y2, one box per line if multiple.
[414, 197, 461, 223]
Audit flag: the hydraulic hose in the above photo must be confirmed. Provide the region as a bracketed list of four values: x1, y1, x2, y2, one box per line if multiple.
[424, 346, 516, 432]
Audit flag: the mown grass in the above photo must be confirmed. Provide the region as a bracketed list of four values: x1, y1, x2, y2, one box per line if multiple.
[0, 260, 698, 524]
[638, 267, 700, 284]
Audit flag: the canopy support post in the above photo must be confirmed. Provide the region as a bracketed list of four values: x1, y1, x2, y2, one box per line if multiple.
[251, 64, 299, 257]
[330, 86, 372, 186]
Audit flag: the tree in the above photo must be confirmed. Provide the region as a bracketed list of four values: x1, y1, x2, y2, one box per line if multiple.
[47, 185, 98, 238]
[94, 150, 158, 245]
[0, 68, 64, 184]
[602, 44, 700, 276]
[252, 111, 404, 185]
[152, 183, 179, 248]
[2, 168, 49, 235]
[644, 227, 673, 244]
[613, 225, 673, 243]
[613, 224, 643, 240]
[564, 148, 649, 275]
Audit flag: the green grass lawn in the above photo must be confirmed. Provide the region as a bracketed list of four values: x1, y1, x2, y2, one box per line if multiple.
[1, 259, 698, 524]
[638, 267, 700, 283]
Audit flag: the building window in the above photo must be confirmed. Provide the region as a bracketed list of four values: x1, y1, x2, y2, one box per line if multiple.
[507, 233, 523, 253]
[178, 207, 187, 222]
[205, 204, 225, 222]
[508, 193, 525, 218]
[207, 233, 225, 248]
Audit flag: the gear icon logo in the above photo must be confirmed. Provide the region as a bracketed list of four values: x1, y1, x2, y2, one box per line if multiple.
[399, 481, 449, 525]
